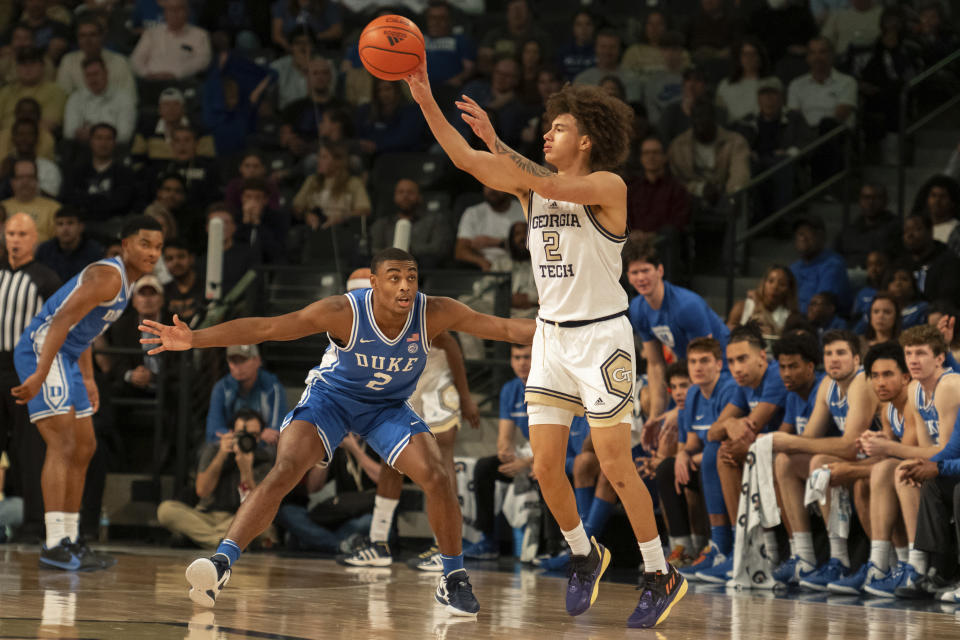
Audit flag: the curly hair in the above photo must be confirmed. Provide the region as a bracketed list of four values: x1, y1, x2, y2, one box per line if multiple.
[545, 84, 634, 171]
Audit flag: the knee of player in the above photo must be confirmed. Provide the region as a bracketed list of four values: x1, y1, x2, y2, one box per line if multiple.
[420, 465, 452, 494]
[531, 457, 562, 484]
[773, 451, 792, 477]
[808, 454, 830, 472]
[596, 454, 636, 484]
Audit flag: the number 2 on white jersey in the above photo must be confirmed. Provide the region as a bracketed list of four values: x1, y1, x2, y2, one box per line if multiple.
[542, 231, 562, 262]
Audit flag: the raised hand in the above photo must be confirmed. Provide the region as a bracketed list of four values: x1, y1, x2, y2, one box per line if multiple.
[139, 314, 193, 354]
[404, 65, 432, 105]
[455, 94, 497, 150]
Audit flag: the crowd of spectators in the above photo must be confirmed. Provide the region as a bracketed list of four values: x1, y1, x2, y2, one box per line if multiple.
[0, 0, 960, 575]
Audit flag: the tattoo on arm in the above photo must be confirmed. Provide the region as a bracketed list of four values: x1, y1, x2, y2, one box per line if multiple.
[494, 138, 554, 178]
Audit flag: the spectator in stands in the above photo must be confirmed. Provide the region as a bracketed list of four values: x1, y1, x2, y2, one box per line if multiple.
[10, 0, 70, 60]
[517, 67, 561, 161]
[505, 220, 538, 315]
[131, 88, 215, 169]
[61, 123, 136, 233]
[730, 78, 811, 221]
[886, 267, 928, 330]
[270, 26, 314, 111]
[0, 117, 61, 198]
[200, 0, 271, 51]
[94, 274, 168, 397]
[225, 151, 281, 214]
[821, 0, 882, 61]
[851, 249, 889, 331]
[291, 142, 370, 230]
[622, 10, 690, 78]
[162, 239, 204, 325]
[0, 24, 55, 85]
[1, 158, 59, 242]
[424, 0, 476, 90]
[573, 29, 641, 104]
[0, 98, 53, 162]
[158, 409, 276, 549]
[834, 182, 901, 268]
[130, 0, 211, 80]
[234, 178, 289, 265]
[477, 0, 549, 75]
[369, 178, 453, 269]
[659, 67, 723, 144]
[455, 185, 525, 271]
[727, 264, 802, 340]
[667, 99, 750, 213]
[158, 125, 221, 211]
[898, 212, 960, 307]
[517, 39, 546, 105]
[276, 433, 379, 552]
[556, 10, 596, 82]
[912, 175, 960, 245]
[206, 345, 286, 445]
[625, 136, 690, 240]
[807, 291, 846, 340]
[640, 30, 687, 127]
[914, 1, 959, 68]
[281, 56, 341, 157]
[858, 7, 920, 148]
[63, 57, 136, 145]
[790, 214, 851, 314]
[460, 57, 526, 146]
[56, 13, 135, 97]
[716, 38, 772, 122]
[747, 0, 818, 66]
[0, 47, 65, 134]
[202, 205, 256, 294]
[355, 80, 426, 155]
[34, 206, 103, 282]
[271, 0, 342, 52]
[861, 292, 900, 345]
[202, 51, 276, 155]
[686, 0, 741, 60]
[145, 172, 193, 244]
[787, 36, 856, 183]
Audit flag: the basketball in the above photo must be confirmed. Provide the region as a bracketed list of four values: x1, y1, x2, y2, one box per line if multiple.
[358, 15, 425, 81]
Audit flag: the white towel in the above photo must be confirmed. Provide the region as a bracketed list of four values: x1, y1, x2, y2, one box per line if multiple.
[729, 434, 781, 589]
[803, 466, 852, 539]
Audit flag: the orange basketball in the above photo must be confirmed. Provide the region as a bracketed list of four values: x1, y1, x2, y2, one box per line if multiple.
[358, 15, 425, 81]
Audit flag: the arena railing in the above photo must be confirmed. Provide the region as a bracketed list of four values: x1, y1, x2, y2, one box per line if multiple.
[897, 47, 960, 217]
[722, 124, 853, 312]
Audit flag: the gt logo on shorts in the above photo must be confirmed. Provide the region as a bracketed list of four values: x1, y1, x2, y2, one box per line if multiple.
[600, 349, 633, 398]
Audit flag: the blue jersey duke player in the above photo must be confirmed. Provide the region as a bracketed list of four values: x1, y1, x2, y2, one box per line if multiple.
[11, 216, 164, 571]
[141, 248, 534, 617]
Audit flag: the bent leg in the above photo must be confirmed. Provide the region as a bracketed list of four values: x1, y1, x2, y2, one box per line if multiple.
[775, 452, 813, 534]
[394, 432, 462, 555]
[869, 458, 902, 542]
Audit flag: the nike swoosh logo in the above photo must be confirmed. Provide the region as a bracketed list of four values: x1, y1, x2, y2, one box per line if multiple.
[359, 339, 374, 343]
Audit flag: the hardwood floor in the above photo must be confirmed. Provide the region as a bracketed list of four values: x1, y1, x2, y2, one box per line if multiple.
[0, 545, 957, 639]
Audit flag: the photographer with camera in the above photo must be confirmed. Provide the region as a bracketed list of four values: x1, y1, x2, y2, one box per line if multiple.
[158, 409, 277, 549]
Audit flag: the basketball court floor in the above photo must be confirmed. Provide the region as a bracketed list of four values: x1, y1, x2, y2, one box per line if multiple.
[1, 544, 958, 639]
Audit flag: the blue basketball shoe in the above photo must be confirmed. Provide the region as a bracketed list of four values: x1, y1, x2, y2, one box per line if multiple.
[435, 569, 480, 616]
[627, 564, 688, 628]
[799, 558, 849, 591]
[695, 554, 733, 584]
[827, 561, 880, 595]
[39, 538, 82, 571]
[864, 562, 914, 598]
[186, 554, 232, 608]
[565, 537, 611, 616]
[678, 543, 719, 581]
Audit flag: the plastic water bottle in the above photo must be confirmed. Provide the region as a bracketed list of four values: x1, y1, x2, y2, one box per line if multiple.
[98, 509, 110, 543]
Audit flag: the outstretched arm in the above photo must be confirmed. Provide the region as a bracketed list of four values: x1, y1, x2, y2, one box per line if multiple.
[427, 296, 535, 345]
[140, 295, 351, 353]
[406, 66, 625, 210]
[12, 265, 121, 405]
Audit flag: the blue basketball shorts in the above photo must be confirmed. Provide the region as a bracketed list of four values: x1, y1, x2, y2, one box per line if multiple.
[13, 341, 92, 423]
[280, 383, 430, 468]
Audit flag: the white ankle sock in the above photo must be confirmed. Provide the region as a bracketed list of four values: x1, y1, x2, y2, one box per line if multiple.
[793, 532, 815, 565]
[45, 512, 67, 548]
[63, 513, 79, 544]
[869, 540, 891, 572]
[907, 545, 928, 574]
[895, 546, 909, 563]
[829, 535, 849, 567]
[369, 496, 399, 543]
[639, 537, 668, 574]
[692, 534, 708, 552]
[561, 522, 592, 557]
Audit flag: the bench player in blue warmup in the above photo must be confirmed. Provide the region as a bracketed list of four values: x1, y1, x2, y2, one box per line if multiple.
[140, 248, 534, 617]
[11, 216, 164, 570]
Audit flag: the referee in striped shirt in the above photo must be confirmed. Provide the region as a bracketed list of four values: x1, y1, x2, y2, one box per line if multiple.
[2, 213, 60, 539]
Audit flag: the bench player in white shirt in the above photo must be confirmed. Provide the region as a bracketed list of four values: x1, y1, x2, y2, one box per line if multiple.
[406, 66, 686, 629]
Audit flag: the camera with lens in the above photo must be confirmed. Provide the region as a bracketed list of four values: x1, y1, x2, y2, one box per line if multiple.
[235, 430, 258, 454]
